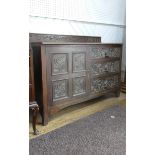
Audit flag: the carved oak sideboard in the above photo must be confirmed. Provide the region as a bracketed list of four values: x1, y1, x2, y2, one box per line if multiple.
[31, 43, 122, 125]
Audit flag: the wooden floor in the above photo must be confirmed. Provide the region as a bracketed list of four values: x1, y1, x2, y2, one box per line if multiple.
[29, 93, 126, 139]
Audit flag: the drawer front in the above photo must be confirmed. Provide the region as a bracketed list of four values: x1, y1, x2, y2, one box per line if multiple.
[90, 60, 120, 75]
[89, 46, 121, 59]
[91, 75, 120, 93]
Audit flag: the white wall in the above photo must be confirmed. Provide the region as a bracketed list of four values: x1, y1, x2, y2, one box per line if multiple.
[30, 0, 125, 25]
[29, 17, 124, 43]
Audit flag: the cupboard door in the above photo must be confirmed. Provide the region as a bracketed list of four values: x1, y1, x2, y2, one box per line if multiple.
[46, 51, 70, 105]
[46, 45, 90, 105]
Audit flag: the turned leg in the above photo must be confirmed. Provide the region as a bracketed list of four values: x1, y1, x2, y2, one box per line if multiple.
[32, 106, 39, 135]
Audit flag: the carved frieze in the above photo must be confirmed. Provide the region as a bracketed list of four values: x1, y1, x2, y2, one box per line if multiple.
[91, 61, 120, 74]
[91, 76, 119, 92]
[52, 54, 68, 74]
[73, 53, 85, 71]
[29, 33, 101, 43]
[73, 77, 86, 95]
[53, 80, 68, 99]
[90, 47, 121, 59]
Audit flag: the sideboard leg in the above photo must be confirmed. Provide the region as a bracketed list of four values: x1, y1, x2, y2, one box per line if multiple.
[115, 90, 120, 97]
[42, 113, 48, 126]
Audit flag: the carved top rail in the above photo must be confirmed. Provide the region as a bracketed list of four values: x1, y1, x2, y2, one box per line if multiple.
[29, 33, 101, 43]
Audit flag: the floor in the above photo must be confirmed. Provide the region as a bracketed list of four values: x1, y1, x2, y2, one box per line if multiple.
[30, 105, 126, 155]
[29, 93, 126, 139]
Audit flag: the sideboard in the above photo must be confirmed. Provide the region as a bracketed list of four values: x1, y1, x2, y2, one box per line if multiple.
[31, 42, 122, 125]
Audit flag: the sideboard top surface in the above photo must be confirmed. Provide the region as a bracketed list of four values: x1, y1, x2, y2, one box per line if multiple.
[31, 42, 122, 46]
[41, 42, 122, 45]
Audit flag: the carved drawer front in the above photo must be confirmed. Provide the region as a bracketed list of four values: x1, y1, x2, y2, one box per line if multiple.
[73, 77, 86, 96]
[52, 53, 68, 75]
[91, 61, 120, 75]
[90, 47, 121, 59]
[91, 75, 119, 93]
[73, 53, 86, 72]
[52, 79, 69, 101]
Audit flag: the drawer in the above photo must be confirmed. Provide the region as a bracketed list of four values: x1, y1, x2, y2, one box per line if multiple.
[89, 46, 121, 59]
[90, 60, 120, 75]
[91, 75, 120, 93]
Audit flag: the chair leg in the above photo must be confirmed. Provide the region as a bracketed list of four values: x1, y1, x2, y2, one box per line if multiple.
[32, 106, 39, 135]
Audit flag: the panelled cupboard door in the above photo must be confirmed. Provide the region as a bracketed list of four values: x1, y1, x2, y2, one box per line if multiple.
[46, 45, 90, 106]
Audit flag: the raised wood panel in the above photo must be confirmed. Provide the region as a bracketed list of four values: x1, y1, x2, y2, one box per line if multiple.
[53, 79, 69, 100]
[72, 53, 86, 72]
[73, 77, 86, 96]
[52, 54, 68, 74]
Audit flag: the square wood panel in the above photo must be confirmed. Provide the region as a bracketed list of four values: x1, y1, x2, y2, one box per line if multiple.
[73, 77, 86, 96]
[53, 79, 68, 100]
[72, 53, 86, 72]
[52, 54, 68, 74]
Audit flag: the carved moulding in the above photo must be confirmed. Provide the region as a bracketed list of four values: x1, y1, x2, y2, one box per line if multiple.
[90, 47, 121, 59]
[29, 33, 101, 43]
[91, 76, 119, 92]
[91, 61, 120, 74]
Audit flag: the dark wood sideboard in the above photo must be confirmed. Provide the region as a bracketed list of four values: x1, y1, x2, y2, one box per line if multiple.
[31, 42, 122, 125]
